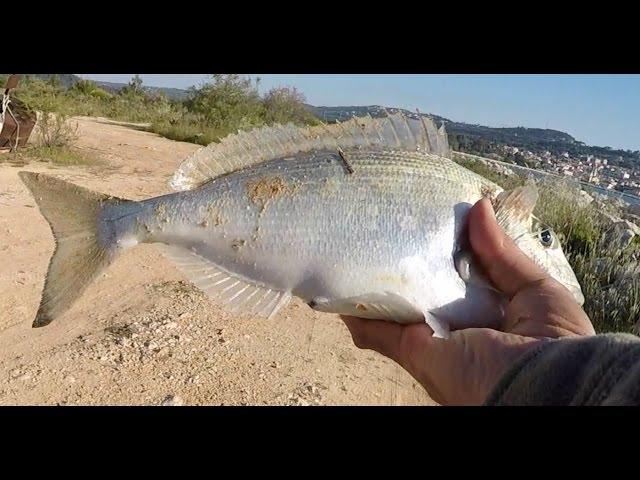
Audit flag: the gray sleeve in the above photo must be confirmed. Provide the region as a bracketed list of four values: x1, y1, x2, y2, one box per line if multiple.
[485, 333, 640, 406]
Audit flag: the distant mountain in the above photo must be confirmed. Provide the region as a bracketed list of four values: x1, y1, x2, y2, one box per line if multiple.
[20, 74, 81, 89]
[307, 105, 639, 167]
[92, 80, 190, 101]
[308, 104, 575, 143]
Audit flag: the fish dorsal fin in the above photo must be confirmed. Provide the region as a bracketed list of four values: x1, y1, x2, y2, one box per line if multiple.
[170, 113, 451, 191]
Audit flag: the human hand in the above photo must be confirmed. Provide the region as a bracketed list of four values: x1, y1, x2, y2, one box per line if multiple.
[342, 197, 596, 406]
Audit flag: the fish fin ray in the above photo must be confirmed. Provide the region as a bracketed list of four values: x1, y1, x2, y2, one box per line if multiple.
[493, 184, 539, 236]
[310, 292, 424, 323]
[158, 245, 289, 318]
[170, 113, 451, 191]
[18, 172, 132, 327]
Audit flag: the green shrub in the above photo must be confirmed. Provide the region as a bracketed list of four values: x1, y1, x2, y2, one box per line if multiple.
[185, 74, 265, 130]
[263, 86, 319, 125]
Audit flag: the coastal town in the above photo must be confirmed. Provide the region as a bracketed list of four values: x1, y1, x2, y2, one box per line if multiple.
[494, 145, 640, 196]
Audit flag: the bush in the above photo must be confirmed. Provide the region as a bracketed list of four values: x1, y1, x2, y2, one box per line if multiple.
[185, 74, 265, 130]
[33, 112, 78, 148]
[15, 77, 69, 114]
[151, 113, 227, 146]
[263, 86, 318, 125]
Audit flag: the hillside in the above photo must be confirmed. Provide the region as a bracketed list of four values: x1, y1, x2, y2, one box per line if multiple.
[92, 80, 190, 100]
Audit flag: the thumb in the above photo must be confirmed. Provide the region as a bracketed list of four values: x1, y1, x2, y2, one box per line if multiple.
[468, 197, 549, 299]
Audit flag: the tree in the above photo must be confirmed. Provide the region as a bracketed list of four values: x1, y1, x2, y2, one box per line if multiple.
[120, 74, 145, 97]
[129, 74, 143, 93]
[263, 86, 317, 125]
[186, 74, 264, 129]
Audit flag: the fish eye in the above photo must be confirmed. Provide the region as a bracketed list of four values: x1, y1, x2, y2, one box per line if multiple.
[539, 229, 554, 247]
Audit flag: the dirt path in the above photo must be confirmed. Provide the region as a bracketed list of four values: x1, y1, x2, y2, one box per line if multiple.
[0, 117, 435, 406]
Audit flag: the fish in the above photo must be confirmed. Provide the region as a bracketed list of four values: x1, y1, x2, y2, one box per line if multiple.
[19, 113, 584, 338]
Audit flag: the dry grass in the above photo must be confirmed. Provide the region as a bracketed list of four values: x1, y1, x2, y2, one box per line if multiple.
[20, 145, 99, 166]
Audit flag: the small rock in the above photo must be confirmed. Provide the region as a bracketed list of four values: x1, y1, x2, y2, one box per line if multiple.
[605, 216, 640, 249]
[622, 213, 640, 225]
[157, 347, 171, 358]
[626, 203, 640, 217]
[160, 394, 184, 406]
[621, 229, 636, 248]
[577, 190, 594, 207]
[623, 220, 640, 236]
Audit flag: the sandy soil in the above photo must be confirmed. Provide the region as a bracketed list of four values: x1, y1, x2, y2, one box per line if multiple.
[0, 117, 435, 406]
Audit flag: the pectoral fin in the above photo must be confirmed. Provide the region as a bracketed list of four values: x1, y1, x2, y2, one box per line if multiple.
[424, 312, 451, 339]
[493, 184, 538, 236]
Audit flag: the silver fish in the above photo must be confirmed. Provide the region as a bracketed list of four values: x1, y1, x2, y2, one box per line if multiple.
[19, 113, 583, 338]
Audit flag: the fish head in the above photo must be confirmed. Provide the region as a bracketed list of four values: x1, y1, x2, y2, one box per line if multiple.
[492, 184, 585, 305]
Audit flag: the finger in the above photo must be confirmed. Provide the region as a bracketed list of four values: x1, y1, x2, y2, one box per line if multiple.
[341, 316, 407, 365]
[341, 316, 438, 382]
[468, 197, 550, 299]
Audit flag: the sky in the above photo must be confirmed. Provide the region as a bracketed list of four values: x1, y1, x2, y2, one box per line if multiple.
[78, 74, 640, 151]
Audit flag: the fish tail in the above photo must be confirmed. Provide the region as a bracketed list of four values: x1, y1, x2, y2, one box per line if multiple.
[19, 172, 136, 327]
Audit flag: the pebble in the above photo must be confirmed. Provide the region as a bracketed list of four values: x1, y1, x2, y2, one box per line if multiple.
[157, 347, 171, 358]
[160, 394, 184, 406]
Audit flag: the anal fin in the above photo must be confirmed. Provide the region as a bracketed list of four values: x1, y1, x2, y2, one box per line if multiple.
[157, 244, 290, 319]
